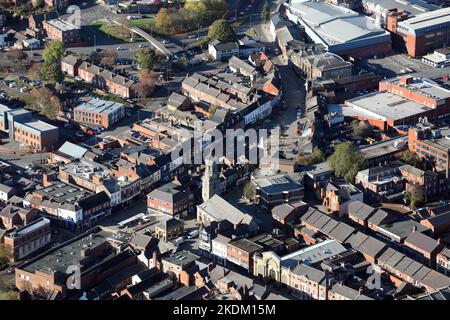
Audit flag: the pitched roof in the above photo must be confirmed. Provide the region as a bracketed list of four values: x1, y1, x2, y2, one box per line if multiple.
[348, 201, 376, 221]
[198, 195, 254, 226]
[405, 231, 441, 254]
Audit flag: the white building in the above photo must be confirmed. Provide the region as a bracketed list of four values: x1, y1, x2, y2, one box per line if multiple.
[211, 234, 230, 266]
[0, 183, 14, 202]
[422, 48, 450, 68]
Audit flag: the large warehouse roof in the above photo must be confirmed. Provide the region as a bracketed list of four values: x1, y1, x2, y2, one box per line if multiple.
[397, 7, 450, 36]
[286, 0, 390, 47]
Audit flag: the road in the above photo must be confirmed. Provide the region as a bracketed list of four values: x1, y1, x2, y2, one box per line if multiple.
[267, 55, 306, 160]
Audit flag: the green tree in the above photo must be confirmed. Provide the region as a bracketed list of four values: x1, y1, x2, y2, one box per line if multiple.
[405, 185, 424, 208]
[262, 1, 271, 22]
[296, 148, 324, 166]
[399, 150, 421, 167]
[134, 48, 156, 71]
[328, 142, 367, 182]
[42, 40, 65, 64]
[207, 19, 235, 43]
[185, 0, 227, 22]
[40, 40, 65, 83]
[185, 0, 208, 14]
[0, 244, 11, 269]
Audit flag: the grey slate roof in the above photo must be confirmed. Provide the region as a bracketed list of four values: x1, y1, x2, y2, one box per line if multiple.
[348, 201, 376, 221]
[58, 141, 88, 159]
[405, 231, 440, 254]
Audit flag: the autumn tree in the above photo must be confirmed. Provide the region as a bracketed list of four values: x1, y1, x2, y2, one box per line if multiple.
[6, 49, 27, 62]
[132, 70, 159, 99]
[296, 148, 324, 166]
[185, 0, 228, 22]
[100, 49, 118, 67]
[27, 87, 61, 119]
[28, 62, 41, 80]
[155, 8, 174, 33]
[405, 185, 425, 208]
[117, 16, 132, 39]
[0, 276, 16, 301]
[352, 120, 374, 138]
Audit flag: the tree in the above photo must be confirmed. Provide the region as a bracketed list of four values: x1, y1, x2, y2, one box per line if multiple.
[6, 49, 27, 62]
[399, 150, 421, 167]
[352, 120, 374, 138]
[262, 1, 271, 22]
[405, 185, 424, 208]
[27, 87, 61, 119]
[207, 19, 235, 43]
[185, 0, 228, 23]
[243, 180, 256, 201]
[42, 40, 65, 64]
[27, 62, 41, 80]
[132, 70, 159, 99]
[296, 148, 324, 166]
[174, 56, 189, 71]
[0, 276, 16, 301]
[33, 0, 44, 8]
[328, 142, 367, 182]
[208, 104, 218, 119]
[100, 50, 118, 67]
[134, 48, 156, 71]
[116, 16, 132, 40]
[0, 244, 9, 269]
[155, 8, 174, 33]
[40, 40, 65, 83]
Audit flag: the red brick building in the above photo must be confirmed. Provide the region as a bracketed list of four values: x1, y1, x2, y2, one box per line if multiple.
[78, 62, 135, 98]
[43, 19, 81, 44]
[226, 238, 263, 273]
[4, 218, 51, 261]
[389, 8, 450, 57]
[73, 98, 125, 129]
[147, 182, 190, 218]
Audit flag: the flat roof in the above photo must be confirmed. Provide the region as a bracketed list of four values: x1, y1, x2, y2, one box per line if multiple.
[397, 7, 450, 35]
[346, 90, 433, 121]
[359, 135, 408, 160]
[15, 120, 58, 134]
[281, 239, 347, 269]
[382, 77, 450, 100]
[9, 217, 50, 238]
[45, 18, 80, 31]
[74, 98, 125, 115]
[286, 0, 390, 47]
[253, 174, 304, 195]
[363, 0, 438, 16]
[21, 229, 111, 274]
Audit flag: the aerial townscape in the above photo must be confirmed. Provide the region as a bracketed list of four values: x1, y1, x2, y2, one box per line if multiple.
[0, 0, 450, 306]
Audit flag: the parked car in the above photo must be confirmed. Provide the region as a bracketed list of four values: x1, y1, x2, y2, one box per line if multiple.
[187, 229, 199, 239]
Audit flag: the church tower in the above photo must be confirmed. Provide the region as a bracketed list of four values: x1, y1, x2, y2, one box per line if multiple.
[202, 155, 221, 202]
